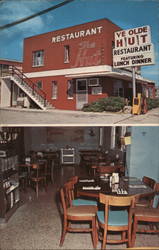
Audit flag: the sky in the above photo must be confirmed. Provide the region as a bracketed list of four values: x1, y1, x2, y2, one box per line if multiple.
[0, 0, 159, 86]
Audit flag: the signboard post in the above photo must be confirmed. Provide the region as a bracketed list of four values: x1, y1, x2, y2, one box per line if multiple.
[132, 67, 136, 98]
[113, 25, 155, 100]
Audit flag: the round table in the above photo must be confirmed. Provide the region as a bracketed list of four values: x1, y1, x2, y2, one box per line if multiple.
[76, 176, 155, 200]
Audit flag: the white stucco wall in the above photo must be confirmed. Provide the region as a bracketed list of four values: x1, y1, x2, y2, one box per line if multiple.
[126, 126, 159, 182]
[0, 78, 11, 107]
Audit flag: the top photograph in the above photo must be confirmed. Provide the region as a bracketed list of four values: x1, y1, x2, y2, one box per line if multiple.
[0, 0, 159, 126]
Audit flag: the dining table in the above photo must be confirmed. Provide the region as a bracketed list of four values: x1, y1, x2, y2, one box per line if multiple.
[76, 176, 155, 200]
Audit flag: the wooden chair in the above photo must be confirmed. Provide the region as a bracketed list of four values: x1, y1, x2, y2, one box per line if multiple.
[39, 159, 53, 184]
[136, 176, 156, 208]
[59, 186, 98, 248]
[142, 176, 156, 189]
[18, 164, 30, 191]
[65, 178, 98, 206]
[131, 183, 159, 247]
[29, 162, 47, 198]
[97, 193, 135, 249]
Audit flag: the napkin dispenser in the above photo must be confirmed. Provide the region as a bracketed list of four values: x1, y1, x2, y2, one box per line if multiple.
[112, 173, 119, 184]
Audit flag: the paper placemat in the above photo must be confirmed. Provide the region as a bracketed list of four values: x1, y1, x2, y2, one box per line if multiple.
[79, 179, 95, 183]
[129, 184, 147, 189]
[82, 186, 101, 190]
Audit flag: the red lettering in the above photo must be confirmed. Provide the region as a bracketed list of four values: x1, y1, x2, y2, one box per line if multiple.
[128, 37, 135, 45]
[116, 39, 123, 47]
[116, 30, 125, 38]
[128, 26, 148, 36]
[140, 34, 148, 43]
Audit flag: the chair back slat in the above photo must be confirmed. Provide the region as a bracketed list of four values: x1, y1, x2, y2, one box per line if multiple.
[69, 176, 78, 184]
[99, 193, 135, 207]
[142, 176, 156, 189]
[64, 181, 74, 206]
[60, 188, 67, 216]
[154, 182, 159, 193]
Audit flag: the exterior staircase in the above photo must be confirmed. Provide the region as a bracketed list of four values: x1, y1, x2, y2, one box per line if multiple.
[3, 66, 53, 110]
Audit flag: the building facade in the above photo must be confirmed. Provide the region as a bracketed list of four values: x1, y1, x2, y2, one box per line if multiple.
[1, 19, 156, 110]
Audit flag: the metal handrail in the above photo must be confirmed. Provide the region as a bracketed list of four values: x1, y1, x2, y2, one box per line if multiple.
[11, 66, 46, 106]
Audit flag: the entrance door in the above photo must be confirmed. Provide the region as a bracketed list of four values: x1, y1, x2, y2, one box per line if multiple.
[76, 79, 88, 110]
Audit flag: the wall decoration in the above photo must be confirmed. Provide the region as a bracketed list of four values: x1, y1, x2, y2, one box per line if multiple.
[47, 127, 84, 143]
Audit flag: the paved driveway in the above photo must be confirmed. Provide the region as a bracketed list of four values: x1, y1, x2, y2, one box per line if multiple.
[0, 107, 159, 126]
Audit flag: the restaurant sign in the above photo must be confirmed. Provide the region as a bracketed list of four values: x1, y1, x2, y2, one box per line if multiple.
[113, 25, 155, 68]
[51, 26, 103, 43]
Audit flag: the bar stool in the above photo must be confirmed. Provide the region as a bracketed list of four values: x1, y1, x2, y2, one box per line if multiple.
[29, 162, 47, 198]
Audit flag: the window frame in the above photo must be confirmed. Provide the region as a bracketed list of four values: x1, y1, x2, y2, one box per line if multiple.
[36, 80, 43, 89]
[51, 81, 58, 99]
[64, 45, 70, 63]
[32, 50, 44, 67]
[113, 80, 124, 97]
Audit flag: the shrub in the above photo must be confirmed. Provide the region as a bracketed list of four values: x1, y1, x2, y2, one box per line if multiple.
[82, 96, 125, 112]
[147, 98, 159, 110]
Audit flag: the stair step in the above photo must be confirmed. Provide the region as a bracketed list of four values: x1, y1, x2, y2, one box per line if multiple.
[10, 74, 53, 110]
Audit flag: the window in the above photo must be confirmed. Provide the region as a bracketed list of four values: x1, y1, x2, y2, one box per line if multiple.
[113, 80, 124, 97]
[67, 80, 74, 99]
[52, 81, 58, 99]
[64, 45, 70, 63]
[148, 88, 153, 98]
[0, 64, 9, 76]
[36, 80, 42, 89]
[114, 88, 124, 97]
[32, 50, 44, 66]
[77, 79, 87, 91]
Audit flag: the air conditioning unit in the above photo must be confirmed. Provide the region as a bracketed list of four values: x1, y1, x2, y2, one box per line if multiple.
[88, 78, 99, 86]
[17, 97, 30, 108]
[17, 97, 24, 107]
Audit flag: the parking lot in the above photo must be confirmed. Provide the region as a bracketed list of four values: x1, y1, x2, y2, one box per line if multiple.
[0, 107, 159, 126]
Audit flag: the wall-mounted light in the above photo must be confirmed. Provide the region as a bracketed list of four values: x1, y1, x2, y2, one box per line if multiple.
[89, 128, 95, 137]
[142, 131, 147, 136]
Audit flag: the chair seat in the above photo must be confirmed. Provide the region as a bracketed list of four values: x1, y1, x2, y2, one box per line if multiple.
[131, 207, 159, 218]
[97, 210, 128, 226]
[72, 198, 97, 206]
[67, 205, 97, 217]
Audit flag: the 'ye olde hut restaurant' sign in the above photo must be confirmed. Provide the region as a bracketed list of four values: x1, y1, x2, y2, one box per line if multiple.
[113, 25, 155, 68]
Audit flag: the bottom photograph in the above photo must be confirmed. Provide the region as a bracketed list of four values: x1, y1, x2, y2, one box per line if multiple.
[0, 126, 159, 250]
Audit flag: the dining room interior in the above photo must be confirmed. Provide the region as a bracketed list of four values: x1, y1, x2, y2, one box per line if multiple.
[0, 125, 159, 249]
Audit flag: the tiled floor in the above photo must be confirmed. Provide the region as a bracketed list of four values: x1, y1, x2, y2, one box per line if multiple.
[1, 165, 159, 249]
